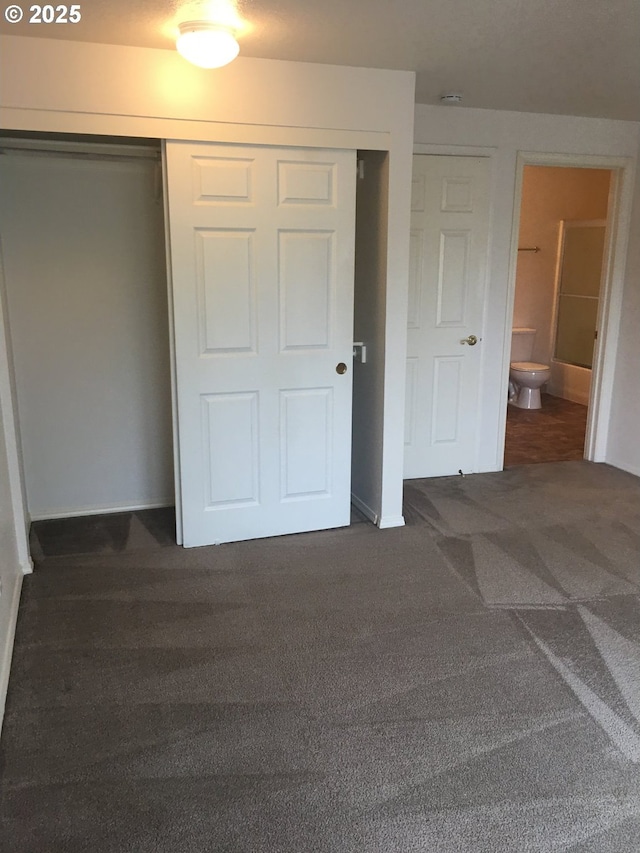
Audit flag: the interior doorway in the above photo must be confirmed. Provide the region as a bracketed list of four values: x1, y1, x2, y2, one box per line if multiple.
[504, 165, 613, 467]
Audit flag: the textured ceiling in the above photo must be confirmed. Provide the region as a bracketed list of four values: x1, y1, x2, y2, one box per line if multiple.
[2, 0, 639, 120]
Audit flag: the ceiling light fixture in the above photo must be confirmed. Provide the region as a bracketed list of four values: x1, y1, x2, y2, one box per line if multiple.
[440, 94, 463, 105]
[176, 21, 240, 69]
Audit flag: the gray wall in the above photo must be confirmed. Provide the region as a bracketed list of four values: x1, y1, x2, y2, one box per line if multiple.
[351, 151, 389, 519]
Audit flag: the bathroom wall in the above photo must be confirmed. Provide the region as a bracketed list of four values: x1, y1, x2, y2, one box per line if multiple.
[514, 166, 611, 384]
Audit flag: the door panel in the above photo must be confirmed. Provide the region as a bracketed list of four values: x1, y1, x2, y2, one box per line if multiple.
[279, 230, 333, 349]
[404, 155, 491, 479]
[197, 229, 256, 353]
[432, 357, 463, 442]
[280, 388, 332, 499]
[202, 392, 259, 507]
[437, 230, 470, 324]
[165, 142, 356, 546]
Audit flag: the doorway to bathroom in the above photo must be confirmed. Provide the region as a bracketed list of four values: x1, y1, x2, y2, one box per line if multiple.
[504, 164, 613, 467]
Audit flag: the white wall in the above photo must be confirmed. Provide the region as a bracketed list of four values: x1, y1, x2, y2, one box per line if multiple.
[414, 105, 640, 471]
[0, 35, 415, 528]
[0, 148, 173, 518]
[607, 137, 640, 476]
[0, 262, 30, 732]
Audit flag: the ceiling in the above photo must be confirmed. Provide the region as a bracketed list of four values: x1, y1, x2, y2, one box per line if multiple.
[2, 0, 639, 121]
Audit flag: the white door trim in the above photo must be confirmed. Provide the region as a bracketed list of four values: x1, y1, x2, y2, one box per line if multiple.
[0, 244, 32, 575]
[0, 228, 30, 732]
[0, 108, 390, 155]
[507, 151, 636, 463]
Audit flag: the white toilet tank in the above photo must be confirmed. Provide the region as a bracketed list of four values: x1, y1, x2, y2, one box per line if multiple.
[511, 327, 536, 362]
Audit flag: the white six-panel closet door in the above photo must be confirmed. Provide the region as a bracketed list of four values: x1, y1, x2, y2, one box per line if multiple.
[164, 141, 356, 546]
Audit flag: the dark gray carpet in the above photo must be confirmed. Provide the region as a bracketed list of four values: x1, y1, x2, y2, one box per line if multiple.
[1, 461, 640, 851]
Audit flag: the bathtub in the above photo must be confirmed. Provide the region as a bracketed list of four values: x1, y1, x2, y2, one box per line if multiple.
[547, 359, 591, 406]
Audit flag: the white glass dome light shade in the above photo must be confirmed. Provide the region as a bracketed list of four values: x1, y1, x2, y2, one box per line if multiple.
[176, 22, 240, 69]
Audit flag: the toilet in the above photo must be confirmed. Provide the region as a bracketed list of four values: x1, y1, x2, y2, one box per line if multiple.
[509, 328, 550, 409]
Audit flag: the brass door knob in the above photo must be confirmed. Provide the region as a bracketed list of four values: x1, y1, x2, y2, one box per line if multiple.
[460, 335, 478, 346]
[336, 362, 347, 374]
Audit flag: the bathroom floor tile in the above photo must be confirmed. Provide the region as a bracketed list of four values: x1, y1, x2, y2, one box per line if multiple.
[504, 394, 588, 466]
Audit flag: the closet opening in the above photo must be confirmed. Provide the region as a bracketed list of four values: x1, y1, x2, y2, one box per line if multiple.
[0, 131, 175, 555]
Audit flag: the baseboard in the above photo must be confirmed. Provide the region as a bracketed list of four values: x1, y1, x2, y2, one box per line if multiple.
[606, 459, 640, 478]
[377, 514, 406, 529]
[0, 570, 23, 737]
[30, 500, 175, 522]
[350, 493, 379, 525]
[547, 388, 590, 406]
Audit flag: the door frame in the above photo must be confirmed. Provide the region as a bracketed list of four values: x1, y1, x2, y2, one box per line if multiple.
[506, 152, 635, 463]
[0, 246, 32, 574]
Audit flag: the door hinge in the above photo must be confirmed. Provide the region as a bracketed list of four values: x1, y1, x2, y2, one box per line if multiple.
[357, 159, 365, 180]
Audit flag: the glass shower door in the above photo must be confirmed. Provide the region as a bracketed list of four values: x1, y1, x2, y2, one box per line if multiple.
[554, 221, 606, 369]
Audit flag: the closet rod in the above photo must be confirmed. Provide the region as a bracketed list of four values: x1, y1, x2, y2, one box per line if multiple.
[0, 144, 160, 163]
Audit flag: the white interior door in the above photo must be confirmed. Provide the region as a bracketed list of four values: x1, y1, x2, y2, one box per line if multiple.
[404, 155, 491, 479]
[165, 142, 356, 546]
